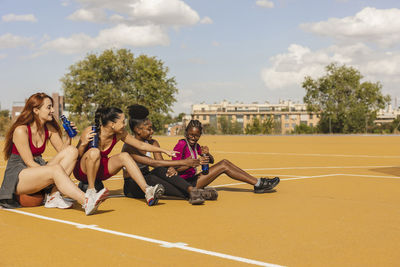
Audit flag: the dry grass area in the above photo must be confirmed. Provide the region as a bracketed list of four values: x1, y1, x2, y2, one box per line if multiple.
[1, 135, 400, 266]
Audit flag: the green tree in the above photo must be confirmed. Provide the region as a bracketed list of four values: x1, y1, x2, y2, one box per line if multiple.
[61, 49, 178, 132]
[293, 123, 319, 134]
[303, 63, 390, 133]
[218, 116, 242, 134]
[245, 117, 274, 134]
[203, 123, 217, 135]
[0, 110, 11, 136]
[391, 116, 400, 133]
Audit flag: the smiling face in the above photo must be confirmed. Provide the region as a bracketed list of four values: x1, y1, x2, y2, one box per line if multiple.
[33, 97, 54, 123]
[110, 112, 126, 134]
[186, 127, 201, 146]
[134, 119, 153, 141]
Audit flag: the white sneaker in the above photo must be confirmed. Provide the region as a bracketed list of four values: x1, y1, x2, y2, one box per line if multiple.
[44, 191, 73, 209]
[83, 188, 109, 215]
[145, 184, 165, 206]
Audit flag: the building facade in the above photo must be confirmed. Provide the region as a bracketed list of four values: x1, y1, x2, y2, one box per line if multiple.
[191, 100, 320, 134]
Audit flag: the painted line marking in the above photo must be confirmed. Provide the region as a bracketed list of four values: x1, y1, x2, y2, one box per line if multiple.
[214, 151, 400, 159]
[2, 209, 283, 267]
[243, 165, 397, 171]
[210, 173, 400, 188]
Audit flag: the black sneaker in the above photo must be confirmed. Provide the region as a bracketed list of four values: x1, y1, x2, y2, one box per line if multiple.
[254, 177, 280, 193]
[78, 180, 105, 193]
[189, 188, 205, 205]
[200, 187, 218, 200]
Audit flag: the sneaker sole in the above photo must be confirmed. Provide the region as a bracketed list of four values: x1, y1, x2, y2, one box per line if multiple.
[147, 185, 165, 206]
[189, 198, 205, 205]
[86, 188, 109, 215]
[254, 179, 280, 194]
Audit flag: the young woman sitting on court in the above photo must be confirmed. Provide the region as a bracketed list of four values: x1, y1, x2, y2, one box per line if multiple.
[172, 120, 280, 193]
[74, 106, 178, 206]
[121, 104, 207, 205]
[0, 92, 107, 215]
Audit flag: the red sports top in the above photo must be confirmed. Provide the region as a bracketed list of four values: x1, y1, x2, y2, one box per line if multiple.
[83, 134, 117, 158]
[12, 124, 49, 157]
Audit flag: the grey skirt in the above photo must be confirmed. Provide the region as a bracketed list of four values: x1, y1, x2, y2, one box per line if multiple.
[0, 154, 47, 208]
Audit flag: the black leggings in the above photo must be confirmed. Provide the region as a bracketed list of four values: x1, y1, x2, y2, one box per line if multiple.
[124, 167, 191, 199]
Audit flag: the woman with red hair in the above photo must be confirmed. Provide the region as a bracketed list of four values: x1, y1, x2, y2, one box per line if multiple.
[0, 93, 108, 215]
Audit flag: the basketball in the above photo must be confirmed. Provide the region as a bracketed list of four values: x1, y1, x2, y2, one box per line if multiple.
[17, 193, 45, 207]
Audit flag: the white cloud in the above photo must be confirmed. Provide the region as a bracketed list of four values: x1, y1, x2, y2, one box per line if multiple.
[200, 16, 213, 24]
[300, 7, 400, 47]
[68, 8, 107, 22]
[41, 24, 169, 54]
[256, 0, 274, 9]
[70, 0, 201, 26]
[2, 13, 37, 23]
[261, 42, 400, 92]
[130, 0, 200, 25]
[0, 33, 33, 49]
[0, 54, 7, 60]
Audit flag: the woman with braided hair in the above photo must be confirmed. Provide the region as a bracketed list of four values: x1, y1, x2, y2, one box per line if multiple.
[122, 104, 206, 205]
[73, 107, 178, 206]
[172, 119, 280, 195]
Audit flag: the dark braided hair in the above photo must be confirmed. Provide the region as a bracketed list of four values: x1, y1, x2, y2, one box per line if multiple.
[185, 119, 203, 137]
[94, 107, 123, 135]
[127, 104, 150, 133]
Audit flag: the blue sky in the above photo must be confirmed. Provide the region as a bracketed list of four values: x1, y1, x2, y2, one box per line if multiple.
[1, 0, 400, 114]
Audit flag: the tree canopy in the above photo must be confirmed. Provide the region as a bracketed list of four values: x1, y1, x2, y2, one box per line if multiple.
[303, 63, 390, 133]
[61, 49, 178, 131]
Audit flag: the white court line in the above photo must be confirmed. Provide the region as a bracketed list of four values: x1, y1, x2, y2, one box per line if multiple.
[244, 165, 397, 171]
[211, 173, 400, 188]
[2, 209, 283, 267]
[214, 151, 400, 159]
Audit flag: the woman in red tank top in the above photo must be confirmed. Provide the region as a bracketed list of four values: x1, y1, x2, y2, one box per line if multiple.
[74, 107, 178, 206]
[1, 93, 108, 215]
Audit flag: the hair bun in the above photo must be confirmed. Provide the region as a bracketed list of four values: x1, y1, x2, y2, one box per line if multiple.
[128, 104, 149, 120]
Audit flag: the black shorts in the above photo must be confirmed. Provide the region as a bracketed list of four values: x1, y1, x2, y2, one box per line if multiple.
[185, 174, 200, 187]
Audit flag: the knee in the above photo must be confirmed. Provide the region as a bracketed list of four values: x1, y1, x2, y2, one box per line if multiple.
[65, 145, 78, 159]
[86, 148, 101, 161]
[50, 164, 65, 176]
[218, 159, 231, 169]
[119, 152, 132, 163]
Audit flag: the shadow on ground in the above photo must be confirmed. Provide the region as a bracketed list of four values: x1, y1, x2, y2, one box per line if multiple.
[369, 167, 400, 177]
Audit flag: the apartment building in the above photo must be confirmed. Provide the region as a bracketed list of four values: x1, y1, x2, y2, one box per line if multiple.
[191, 100, 320, 134]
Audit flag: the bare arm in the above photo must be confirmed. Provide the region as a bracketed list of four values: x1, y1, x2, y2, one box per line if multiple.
[48, 123, 70, 152]
[150, 139, 164, 160]
[122, 143, 199, 168]
[12, 126, 40, 167]
[76, 127, 94, 158]
[120, 130, 178, 157]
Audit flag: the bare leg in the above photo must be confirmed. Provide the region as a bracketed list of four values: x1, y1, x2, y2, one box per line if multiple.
[108, 152, 148, 192]
[47, 145, 78, 175]
[79, 148, 101, 189]
[16, 164, 85, 204]
[196, 159, 258, 188]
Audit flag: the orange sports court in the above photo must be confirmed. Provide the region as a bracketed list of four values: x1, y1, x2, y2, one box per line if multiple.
[1, 135, 399, 266]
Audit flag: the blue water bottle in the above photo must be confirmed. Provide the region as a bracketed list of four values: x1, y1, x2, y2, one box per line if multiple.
[60, 115, 77, 137]
[201, 153, 209, 175]
[89, 125, 99, 148]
